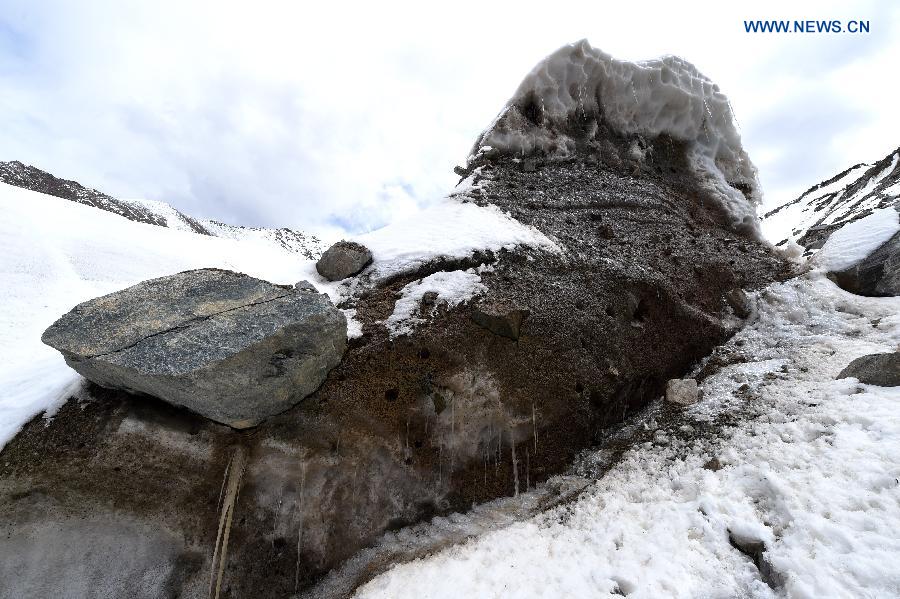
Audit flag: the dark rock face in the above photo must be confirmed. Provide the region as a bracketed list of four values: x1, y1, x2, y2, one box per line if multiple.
[837, 352, 900, 386]
[41, 269, 347, 428]
[828, 229, 900, 297]
[316, 240, 374, 281]
[1, 145, 790, 594]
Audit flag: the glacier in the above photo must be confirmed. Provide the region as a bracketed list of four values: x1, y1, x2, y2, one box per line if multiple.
[471, 39, 761, 236]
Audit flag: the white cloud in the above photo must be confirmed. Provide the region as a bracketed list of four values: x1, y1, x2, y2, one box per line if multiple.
[0, 0, 897, 232]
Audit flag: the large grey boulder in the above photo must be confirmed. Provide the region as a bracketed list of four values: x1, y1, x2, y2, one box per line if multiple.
[316, 240, 373, 281]
[41, 268, 347, 428]
[837, 352, 900, 386]
[828, 229, 900, 297]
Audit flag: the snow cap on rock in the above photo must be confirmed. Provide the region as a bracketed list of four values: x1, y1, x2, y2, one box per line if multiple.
[472, 39, 761, 236]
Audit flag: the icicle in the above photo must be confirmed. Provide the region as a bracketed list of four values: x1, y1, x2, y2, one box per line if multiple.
[511, 437, 519, 497]
[532, 403, 538, 453]
[525, 447, 530, 491]
[294, 461, 308, 592]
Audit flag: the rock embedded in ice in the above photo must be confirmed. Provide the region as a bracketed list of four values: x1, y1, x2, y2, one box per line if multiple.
[316, 240, 373, 281]
[725, 288, 752, 318]
[665, 378, 700, 406]
[472, 39, 761, 236]
[41, 268, 347, 428]
[837, 352, 900, 387]
[470, 304, 530, 340]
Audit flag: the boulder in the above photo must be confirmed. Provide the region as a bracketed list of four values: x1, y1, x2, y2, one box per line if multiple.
[837, 352, 900, 386]
[665, 378, 700, 406]
[316, 240, 373, 281]
[41, 268, 347, 428]
[725, 288, 753, 318]
[828, 230, 900, 297]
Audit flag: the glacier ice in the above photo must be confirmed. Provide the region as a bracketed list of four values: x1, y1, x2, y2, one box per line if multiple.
[472, 40, 761, 236]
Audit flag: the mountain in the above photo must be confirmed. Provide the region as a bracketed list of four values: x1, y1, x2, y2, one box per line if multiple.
[762, 146, 900, 249]
[0, 160, 325, 259]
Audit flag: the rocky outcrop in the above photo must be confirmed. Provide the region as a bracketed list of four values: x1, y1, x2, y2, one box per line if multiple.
[828, 229, 900, 296]
[41, 269, 347, 428]
[316, 241, 373, 281]
[837, 352, 900, 386]
[0, 42, 792, 598]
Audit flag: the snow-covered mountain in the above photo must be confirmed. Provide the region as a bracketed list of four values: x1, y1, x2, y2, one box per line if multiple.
[0, 160, 326, 259]
[762, 146, 900, 249]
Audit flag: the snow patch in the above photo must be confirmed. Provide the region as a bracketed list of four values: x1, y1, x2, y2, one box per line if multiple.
[353, 199, 559, 282]
[813, 207, 899, 272]
[385, 270, 486, 338]
[474, 39, 761, 235]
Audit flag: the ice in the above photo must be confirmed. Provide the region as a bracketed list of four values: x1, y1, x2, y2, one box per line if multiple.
[356, 274, 900, 598]
[384, 269, 486, 338]
[812, 208, 899, 272]
[473, 40, 761, 236]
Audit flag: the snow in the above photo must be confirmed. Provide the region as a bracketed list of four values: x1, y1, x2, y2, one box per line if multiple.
[474, 39, 761, 236]
[762, 149, 900, 247]
[813, 208, 899, 272]
[356, 274, 900, 599]
[384, 269, 486, 338]
[0, 182, 556, 449]
[0, 182, 317, 448]
[353, 198, 559, 281]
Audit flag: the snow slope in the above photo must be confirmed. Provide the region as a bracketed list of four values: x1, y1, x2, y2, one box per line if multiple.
[762, 147, 900, 247]
[356, 273, 900, 599]
[0, 182, 555, 448]
[473, 40, 761, 235]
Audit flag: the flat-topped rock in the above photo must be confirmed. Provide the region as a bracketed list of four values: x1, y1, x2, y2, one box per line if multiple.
[41, 268, 347, 428]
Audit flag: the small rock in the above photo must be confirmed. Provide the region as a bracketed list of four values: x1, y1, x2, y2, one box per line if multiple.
[315, 240, 373, 281]
[837, 352, 900, 386]
[703, 457, 723, 471]
[728, 530, 785, 590]
[294, 280, 318, 293]
[725, 288, 752, 318]
[41, 268, 347, 428]
[665, 378, 699, 406]
[471, 304, 529, 340]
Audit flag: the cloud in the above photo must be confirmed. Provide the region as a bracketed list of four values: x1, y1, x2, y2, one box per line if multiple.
[1, 0, 898, 233]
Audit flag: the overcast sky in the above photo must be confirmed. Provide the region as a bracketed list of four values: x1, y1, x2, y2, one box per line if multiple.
[1, 0, 897, 238]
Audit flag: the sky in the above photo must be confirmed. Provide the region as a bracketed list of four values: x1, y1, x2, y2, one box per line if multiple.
[0, 0, 897, 238]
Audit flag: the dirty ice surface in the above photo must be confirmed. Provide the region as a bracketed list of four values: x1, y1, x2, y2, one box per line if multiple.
[357, 273, 900, 599]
